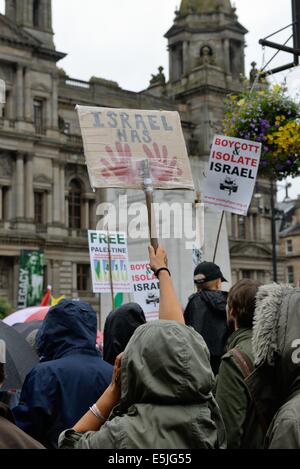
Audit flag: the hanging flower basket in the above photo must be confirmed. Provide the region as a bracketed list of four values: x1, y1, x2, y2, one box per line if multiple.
[223, 84, 300, 180]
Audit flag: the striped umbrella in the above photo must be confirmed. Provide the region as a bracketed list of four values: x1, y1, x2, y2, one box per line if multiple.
[3, 307, 49, 326]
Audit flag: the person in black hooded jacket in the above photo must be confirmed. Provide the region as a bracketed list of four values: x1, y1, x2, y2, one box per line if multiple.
[184, 262, 228, 375]
[12, 300, 112, 448]
[103, 303, 146, 365]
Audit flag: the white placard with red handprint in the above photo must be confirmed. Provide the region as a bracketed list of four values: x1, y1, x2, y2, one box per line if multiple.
[76, 106, 194, 190]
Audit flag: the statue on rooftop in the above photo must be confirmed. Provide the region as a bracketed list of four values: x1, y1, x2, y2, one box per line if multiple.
[150, 66, 166, 86]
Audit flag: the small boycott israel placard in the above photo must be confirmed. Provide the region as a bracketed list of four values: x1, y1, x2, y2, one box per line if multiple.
[88, 231, 131, 294]
[130, 261, 159, 321]
[76, 106, 194, 191]
[203, 135, 261, 215]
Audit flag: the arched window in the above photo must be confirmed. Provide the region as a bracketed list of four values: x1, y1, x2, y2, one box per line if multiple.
[171, 43, 183, 82]
[68, 179, 82, 229]
[33, 0, 41, 28]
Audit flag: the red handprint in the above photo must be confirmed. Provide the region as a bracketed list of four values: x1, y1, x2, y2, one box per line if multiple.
[100, 143, 137, 185]
[143, 143, 183, 182]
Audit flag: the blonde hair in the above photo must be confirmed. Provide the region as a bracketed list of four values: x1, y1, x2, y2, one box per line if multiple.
[197, 278, 220, 291]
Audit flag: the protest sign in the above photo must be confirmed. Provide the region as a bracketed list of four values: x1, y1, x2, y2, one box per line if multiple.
[203, 135, 261, 216]
[88, 231, 131, 294]
[17, 251, 44, 308]
[76, 106, 194, 191]
[130, 261, 159, 321]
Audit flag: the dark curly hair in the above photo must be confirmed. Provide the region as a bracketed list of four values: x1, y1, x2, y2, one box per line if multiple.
[227, 279, 262, 328]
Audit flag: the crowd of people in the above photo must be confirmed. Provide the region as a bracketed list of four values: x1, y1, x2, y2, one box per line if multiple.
[1, 244, 300, 449]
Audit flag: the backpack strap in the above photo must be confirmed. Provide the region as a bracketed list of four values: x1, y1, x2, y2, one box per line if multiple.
[230, 347, 269, 435]
[230, 347, 254, 378]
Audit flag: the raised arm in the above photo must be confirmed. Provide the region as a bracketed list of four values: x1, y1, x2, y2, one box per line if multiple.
[148, 245, 184, 324]
[72, 353, 122, 433]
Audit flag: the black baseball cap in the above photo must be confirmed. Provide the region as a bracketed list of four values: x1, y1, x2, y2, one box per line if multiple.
[194, 261, 227, 285]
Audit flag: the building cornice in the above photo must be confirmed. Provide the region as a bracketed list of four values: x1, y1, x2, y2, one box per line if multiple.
[165, 22, 247, 38]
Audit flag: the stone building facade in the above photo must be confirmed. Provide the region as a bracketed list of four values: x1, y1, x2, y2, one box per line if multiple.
[279, 196, 300, 286]
[0, 0, 276, 323]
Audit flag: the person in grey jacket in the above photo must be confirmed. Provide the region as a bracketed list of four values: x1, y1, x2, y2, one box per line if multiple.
[248, 284, 300, 449]
[58, 246, 226, 450]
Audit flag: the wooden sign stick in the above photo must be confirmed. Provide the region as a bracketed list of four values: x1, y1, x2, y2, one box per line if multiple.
[213, 210, 225, 263]
[141, 160, 159, 252]
[107, 231, 115, 310]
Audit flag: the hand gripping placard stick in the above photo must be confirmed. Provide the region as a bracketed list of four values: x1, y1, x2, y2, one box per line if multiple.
[141, 160, 159, 252]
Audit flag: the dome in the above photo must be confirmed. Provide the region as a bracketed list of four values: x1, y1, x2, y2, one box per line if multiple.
[179, 0, 234, 16]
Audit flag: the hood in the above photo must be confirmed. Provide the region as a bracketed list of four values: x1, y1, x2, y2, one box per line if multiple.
[119, 320, 215, 410]
[103, 303, 146, 365]
[200, 290, 228, 316]
[252, 284, 300, 399]
[36, 300, 98, 361]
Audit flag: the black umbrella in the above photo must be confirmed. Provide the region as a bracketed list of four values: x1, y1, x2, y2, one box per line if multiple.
[0, 320, 38, 391]
[13, 320, 43, 336]
[12, 319, 43, 340]
[13, 320, 43, 350]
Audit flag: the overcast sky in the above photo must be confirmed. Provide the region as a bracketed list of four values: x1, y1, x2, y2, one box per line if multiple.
[50, 0, 300, 93]
[0, 0, 299, 198]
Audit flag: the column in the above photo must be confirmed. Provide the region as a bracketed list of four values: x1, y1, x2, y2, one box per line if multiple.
[47, 190, 52, 224]
[46, 99, 51, 130]
[53, 162, 60, 223]
[249, 215, 254, 240]
[228, 213, 232, 237]
[13, 257, 20, 309]
[47, 1, 53, 30]
[257, 213, 262, 241]
[84, 199, 89, 229]
[65, 197, 69, 228]
[25, 1, 31, 25]
[43, 1, 48, 30]
[24, 68, 32, 121]
[233, 214, 237, 238]
[25, 154, 34, 219]
[72, 263, 77, 292]
[232, 214, 236, 238]
[7, 186, 13, 219]
[16, 65, 24, 121]
[223, 38, 231, 75]
[0, 187, 2, 220]
[169, 46, 173, 82]
[52, 260, 60, 294]
[232, 269, 238, 284]
[183, 41, 189, 75]
[16, 153, 24, 218]
[46, 259, 53, 287]
[52, 76, 58, 128]
[7, 90, 14, 120]
[60, 164, 65, 224]
[89, 200, 96, 230]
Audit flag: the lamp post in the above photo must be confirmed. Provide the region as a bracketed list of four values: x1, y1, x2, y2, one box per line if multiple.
[254, 180, 285, 283]
[270, 180, 278, 282]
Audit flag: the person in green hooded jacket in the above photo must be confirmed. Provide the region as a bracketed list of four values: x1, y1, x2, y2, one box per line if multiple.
[58, 245, 226, 450]
[249, 284, 300, 449]
[216, 279, 264, 449]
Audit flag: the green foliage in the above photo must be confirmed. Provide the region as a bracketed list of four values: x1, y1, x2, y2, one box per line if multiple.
[223, 84, 300, 179]
[0, 298, 12, 320]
